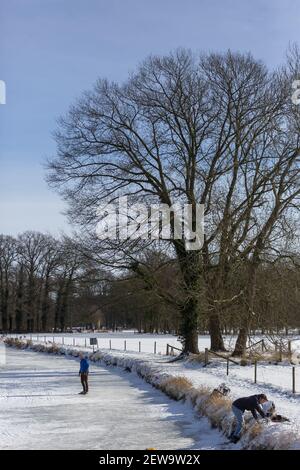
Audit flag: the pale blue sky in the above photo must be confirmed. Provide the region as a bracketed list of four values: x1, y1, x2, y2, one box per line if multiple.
[0, 0, 299, 235]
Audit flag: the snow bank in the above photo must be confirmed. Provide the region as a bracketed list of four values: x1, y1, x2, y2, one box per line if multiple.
[4, 338, 299, 450]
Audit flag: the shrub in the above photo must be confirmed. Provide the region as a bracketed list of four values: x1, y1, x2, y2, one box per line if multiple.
[160, 376, 193, 401]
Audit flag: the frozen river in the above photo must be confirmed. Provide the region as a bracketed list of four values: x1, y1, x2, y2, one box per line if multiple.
[0, 346, 226, 450]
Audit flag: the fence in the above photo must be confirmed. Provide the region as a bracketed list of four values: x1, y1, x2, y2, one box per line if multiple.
[10, 333, 189, 357]
[245, 338, 267, 353]
[166, 344, 182, 356]
[9, 333, 164, 356]
[204, 348, 297, 393]
[8, 334, 186, 358]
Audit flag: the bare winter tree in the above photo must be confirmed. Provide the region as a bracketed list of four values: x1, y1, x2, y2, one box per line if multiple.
[53, 238, 85, 331]
[39, 236, 60, 331]
[17, 232, 50, 331]
[200, 51, 300, 354]
[47, 49, 300, 353]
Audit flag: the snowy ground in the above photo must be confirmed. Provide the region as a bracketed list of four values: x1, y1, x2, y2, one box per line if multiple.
[9, 332, 300, 395]
[12, 331, 300, 356]
[38, 342, 300, 426]
[10, 331, 194, 355]
[160, 359, 300, 425]
[85, 347, 300, 425]
[0, 346, 233, 450]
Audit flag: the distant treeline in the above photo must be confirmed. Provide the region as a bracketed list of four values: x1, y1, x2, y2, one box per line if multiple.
[1, 232, 299, 348]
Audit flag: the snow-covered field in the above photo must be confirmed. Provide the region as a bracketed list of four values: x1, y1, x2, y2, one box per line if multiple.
[0, 346, 232, 450]
[10, 331, 192, 355]
[12, 331, 300, 356]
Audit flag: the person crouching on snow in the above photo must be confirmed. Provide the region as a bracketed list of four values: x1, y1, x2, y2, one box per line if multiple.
[230, 393, 268, 443]
[79, 353, 89, 394]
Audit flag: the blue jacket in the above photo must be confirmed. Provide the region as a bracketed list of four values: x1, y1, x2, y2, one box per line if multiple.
[232, 395, 265, 420]
[79, 358, 89, 374]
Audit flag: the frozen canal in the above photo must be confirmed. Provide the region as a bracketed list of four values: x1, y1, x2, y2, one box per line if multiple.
[0, 347, 223, 450]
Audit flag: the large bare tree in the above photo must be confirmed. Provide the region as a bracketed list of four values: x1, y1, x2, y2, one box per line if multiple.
[47, 49, 300, 353]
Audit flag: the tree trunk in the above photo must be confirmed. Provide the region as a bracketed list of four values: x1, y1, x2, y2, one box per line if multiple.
[60, 302, 66, 332]
[1, 271, 9, 332]
[180, 296, 199, 354]
[1, 289, 8, 332]
[60, 280, 72, 331]
[41, 305, 49, 332]
[182, 328, 199, 354]
[15, 267, 24, 332]
[209, 313, 226, 351]
[54, 288, 62, 331]
[232, 326, 248, 356]
[25, 271, 36, 332]
[176, 247, 201, 355]
[233, 258, 258, 357]
[41, 275, 50, 331]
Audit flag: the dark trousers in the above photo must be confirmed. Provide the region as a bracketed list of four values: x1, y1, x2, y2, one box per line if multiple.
[80, 373, 89, 392]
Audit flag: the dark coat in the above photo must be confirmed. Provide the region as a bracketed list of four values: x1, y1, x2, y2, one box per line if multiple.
[232, 395, 266, 420]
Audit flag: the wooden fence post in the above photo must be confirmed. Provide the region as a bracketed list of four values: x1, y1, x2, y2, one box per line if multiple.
[124, 340, 126, 351]
[279, 346, 282, 362]
[109, 339, 111, 350]
[205, 348, 209, 366]
[154, 341, 157, 354]
[139, 341, 141, 353]
[226, 358, 229, 376]
[292, 366, 296, 394]
[254, 360, 257, 384]
[166, 344, 169, 355]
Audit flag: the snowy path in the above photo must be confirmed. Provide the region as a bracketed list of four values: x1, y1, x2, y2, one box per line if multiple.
[0, 347, 228, 450]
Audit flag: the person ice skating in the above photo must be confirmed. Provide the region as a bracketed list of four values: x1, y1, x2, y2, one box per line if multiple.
[230, 393, 268, 443]
[79, 353, 89, 394]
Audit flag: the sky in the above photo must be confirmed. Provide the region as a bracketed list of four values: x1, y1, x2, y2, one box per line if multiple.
[0, 0, 299, 236]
